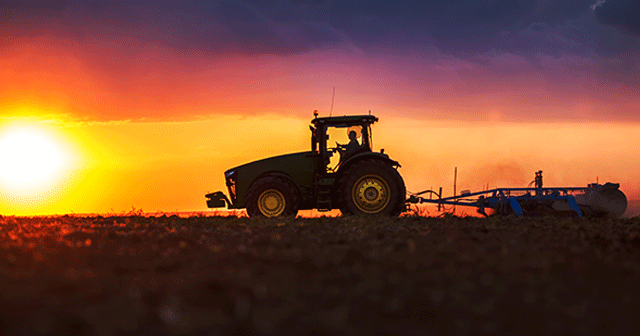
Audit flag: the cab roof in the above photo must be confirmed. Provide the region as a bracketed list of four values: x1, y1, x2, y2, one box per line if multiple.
[311, 115, 378, 126]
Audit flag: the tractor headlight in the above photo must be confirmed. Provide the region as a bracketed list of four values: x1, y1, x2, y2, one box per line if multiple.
[225, 169, 236, 179]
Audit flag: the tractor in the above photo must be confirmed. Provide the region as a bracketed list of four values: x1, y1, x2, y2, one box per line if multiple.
[205, 113, 406, 217]
[206, 113, 628, 218]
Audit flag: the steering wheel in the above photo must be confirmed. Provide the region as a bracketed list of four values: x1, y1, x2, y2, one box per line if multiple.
[333, 141, 345, 160]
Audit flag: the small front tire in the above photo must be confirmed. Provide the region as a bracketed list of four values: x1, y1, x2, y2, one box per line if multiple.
[246, 176, 299, 218]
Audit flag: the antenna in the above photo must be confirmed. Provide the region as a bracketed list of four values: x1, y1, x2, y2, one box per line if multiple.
[453, 167, 457, 213]
[329, 87, 335, 117]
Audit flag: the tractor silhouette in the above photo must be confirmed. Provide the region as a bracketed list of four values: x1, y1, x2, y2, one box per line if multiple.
[206, 113, 628, 218]
[206, 114, 405, 217]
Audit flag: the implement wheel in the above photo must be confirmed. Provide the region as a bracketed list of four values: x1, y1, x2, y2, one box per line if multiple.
[246, 176, 298, 218]
[339, 160, 405, 216]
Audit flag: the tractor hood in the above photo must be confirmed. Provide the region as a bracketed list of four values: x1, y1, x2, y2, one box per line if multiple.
[223, 151, 319, 208]
[225, 151, 314, 175]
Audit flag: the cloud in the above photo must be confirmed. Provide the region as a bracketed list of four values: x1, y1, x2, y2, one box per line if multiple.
[0, 0, 632, 57]
[0, 1, 345, 56]
[594, 0, 640, 34]
[1, 0, 638, 123]
[0, 0, 598, 56]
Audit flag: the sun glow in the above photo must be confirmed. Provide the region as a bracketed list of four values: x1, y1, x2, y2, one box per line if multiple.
[0, 124, 71, 201]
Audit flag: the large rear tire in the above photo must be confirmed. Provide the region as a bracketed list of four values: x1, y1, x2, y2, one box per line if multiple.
[246, 176, 299, 218]
[339, 160, 406, 216]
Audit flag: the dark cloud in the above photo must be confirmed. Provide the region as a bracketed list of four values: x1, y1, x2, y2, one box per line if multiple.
[0, 0, 598, 55]
[594, 0, 640, 35]
[265, 0, 593, 53]
[1, 0, 638, 122]
[0, 0, 631, 57]
[0, 0, 71, 11]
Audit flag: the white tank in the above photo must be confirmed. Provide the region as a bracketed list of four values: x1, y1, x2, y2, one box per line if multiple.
[574, 183, 627, 218]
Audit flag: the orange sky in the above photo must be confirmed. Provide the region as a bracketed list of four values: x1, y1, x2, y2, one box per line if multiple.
[2, 35, 638, 124]
[0, 113, 638, 216]
[0, 42, 638, 215]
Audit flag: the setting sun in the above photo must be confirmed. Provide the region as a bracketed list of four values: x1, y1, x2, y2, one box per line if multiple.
[0, 125, 69, 199]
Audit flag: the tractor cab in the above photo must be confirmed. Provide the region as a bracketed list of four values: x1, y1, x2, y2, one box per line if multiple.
[310, 114, 378, 172]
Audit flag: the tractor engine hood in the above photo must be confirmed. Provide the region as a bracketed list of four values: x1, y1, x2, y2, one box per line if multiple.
[223, 151, 318, 208]
[225, 151, 314, 174]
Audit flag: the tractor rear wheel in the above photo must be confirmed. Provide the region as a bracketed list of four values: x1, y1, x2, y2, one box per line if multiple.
[246, 176, 299, 218]
[339, 160, 406, 216]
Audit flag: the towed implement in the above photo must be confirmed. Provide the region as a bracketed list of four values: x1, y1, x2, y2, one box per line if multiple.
[408, 171, 627, 218]
[206, 113, 627, 218]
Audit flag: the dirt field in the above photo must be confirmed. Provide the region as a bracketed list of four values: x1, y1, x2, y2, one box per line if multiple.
[1, 214, 640, 335]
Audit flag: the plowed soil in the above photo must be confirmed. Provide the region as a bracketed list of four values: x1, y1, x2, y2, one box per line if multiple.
[2, 214, 640, 335]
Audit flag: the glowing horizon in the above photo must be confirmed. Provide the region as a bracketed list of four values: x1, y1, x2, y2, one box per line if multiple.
[0, 113, 637, 216]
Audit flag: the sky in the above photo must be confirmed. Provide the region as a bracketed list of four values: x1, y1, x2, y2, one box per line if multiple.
[0, 0, 639, 215]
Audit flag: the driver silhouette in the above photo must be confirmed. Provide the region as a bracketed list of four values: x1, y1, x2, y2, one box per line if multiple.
[337, 130, 361, 158]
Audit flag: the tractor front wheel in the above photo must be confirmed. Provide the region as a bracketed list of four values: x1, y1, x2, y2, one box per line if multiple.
[246, 176, 299, 218]
[339, 160, 406, 216]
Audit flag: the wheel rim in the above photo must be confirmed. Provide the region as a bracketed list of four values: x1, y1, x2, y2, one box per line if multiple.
[258, 189, 286, 217]
[352, 174, 391, 213]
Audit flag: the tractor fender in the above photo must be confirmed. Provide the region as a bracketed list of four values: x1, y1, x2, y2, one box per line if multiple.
[335, 152, 400, 182]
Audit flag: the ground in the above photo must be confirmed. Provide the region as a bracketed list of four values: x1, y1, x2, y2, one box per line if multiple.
[1, 214, 640, 335]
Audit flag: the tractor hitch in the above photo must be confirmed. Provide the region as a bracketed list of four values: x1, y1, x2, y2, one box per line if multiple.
[206, 191, 231, 208]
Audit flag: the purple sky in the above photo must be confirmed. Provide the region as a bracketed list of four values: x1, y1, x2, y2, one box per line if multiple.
[1, 0, 638, 122]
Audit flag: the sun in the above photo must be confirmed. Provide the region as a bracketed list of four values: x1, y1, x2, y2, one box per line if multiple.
[0, 125, 69, 197]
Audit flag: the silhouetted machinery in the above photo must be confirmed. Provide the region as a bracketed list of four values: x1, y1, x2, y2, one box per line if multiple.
[206, 113, 405, 217]
[408, 171, 627, 218]
[206, 113, 627, 218]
